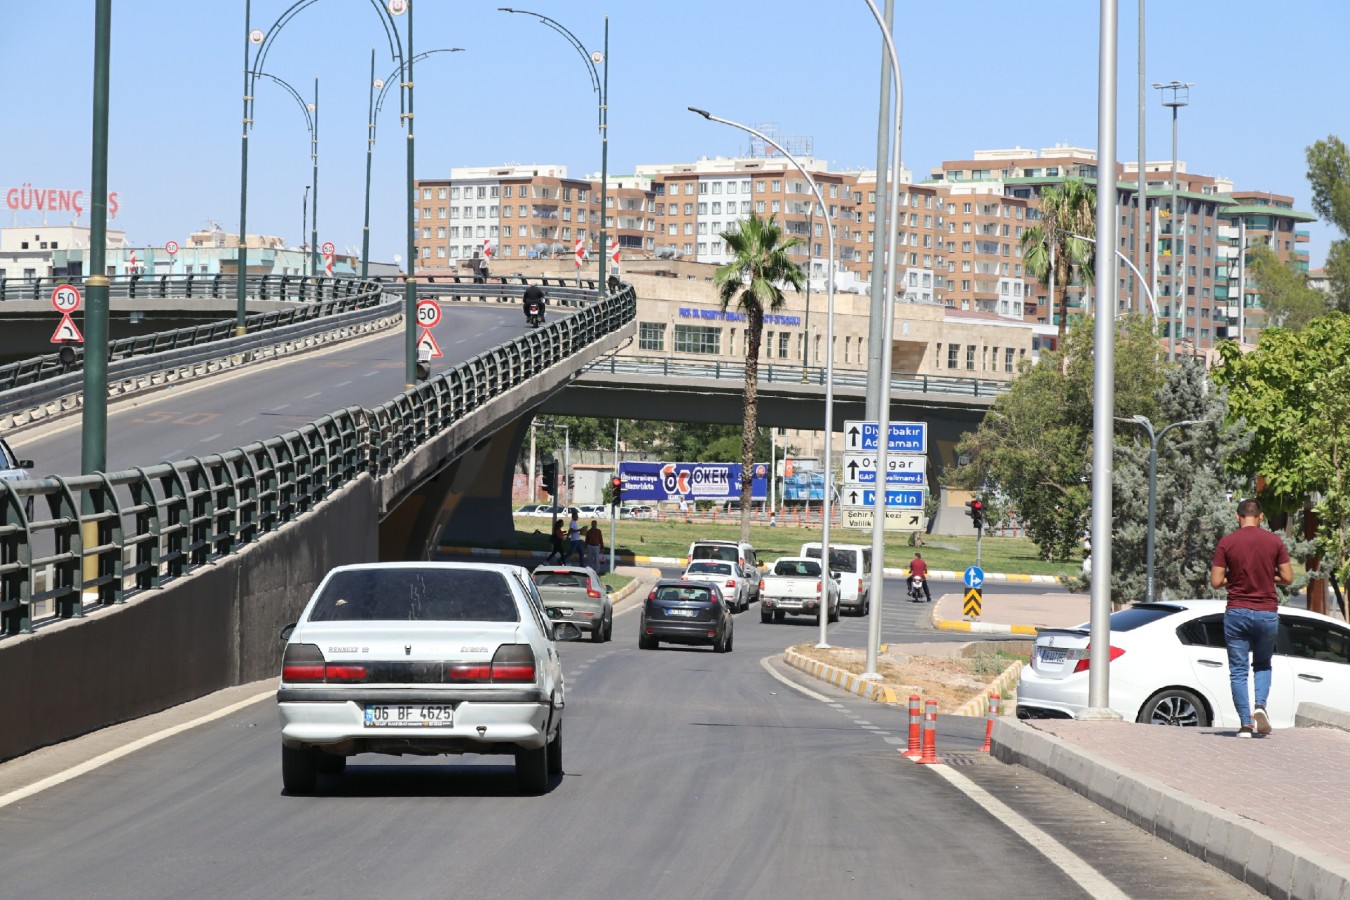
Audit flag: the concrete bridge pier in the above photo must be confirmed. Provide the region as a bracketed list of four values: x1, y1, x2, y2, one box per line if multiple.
[379, 414, 533, 560]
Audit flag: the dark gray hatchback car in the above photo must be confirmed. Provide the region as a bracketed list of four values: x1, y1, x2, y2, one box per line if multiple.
[639, 579, 733, 652]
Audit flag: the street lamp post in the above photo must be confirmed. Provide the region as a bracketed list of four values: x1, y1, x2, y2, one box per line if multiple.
[689, 107, 837, 650]
[1153, 80, 1192, 361]
[1127, 415, 1199, 603]
[1068, 232, 1158, 326]
[257, 72, 318, 277]
[499, 8, 609, 292]
[83, 0, 112, 499]
[363, 47, 463, 278]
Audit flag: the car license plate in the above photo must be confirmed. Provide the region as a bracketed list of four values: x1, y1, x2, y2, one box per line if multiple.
[554, 608, 574, 617]
[364, 705, 454, 727]
[667, 608, 697, 617]
[1039, 648, 1068, 664]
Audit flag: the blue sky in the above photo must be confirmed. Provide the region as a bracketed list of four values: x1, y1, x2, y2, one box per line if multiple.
[5, 1, 1347, 267]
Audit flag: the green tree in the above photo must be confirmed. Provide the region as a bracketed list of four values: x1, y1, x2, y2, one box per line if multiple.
[1306, 135, 1350, 312]
[1020, 179, 1097, 344]
[950, 315, 1164, 561]
[1215, 312, 1350, 587]
[714, 214, 805, 540]
[1111, 359, 1250, 604]
[1246, 244, 1329, 330]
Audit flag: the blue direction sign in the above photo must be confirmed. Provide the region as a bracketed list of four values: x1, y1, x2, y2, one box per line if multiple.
[963, 566, 985, 589]
[859, 488, 924, 508]
[844, 420, 927, 455]
[853, 469, 925, 486]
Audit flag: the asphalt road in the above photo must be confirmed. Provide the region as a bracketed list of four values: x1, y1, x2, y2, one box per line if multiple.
[0, 589, 1254, 899]
[7, 302, 532, 476]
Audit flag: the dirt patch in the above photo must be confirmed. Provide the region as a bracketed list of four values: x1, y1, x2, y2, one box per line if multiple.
[790, 643, 1023, 713]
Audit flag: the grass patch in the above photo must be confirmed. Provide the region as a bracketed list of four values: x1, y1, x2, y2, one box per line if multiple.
[600, 572, 633, 593]
[492, 515, 1073, 577]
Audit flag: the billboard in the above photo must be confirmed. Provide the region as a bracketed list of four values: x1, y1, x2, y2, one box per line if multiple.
[618, 461, 768, 502]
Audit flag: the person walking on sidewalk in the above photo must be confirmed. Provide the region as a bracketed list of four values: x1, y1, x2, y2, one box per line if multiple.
[584, 519, 604, 572]
[546, 519, 566, 564]
[1209, 498, 1293, 737]
[566, 511, 585, 565]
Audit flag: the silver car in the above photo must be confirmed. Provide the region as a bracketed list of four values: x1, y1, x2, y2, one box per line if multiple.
[276, 562, 581, 795]
[532, 565, 613, 642]
[0, 436, 34, 518]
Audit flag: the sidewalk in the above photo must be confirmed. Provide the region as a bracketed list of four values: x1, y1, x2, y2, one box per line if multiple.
[931, 589, 1089, 635]
[993, 708, 1350, 899]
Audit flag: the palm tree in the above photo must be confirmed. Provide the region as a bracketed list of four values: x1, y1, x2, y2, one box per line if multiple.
[1021, 179, 1097, 345]
[714, 214, 806, 541]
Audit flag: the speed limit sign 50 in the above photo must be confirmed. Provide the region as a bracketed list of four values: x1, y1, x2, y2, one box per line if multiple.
[415, 300, 442, 329]
[51, 284, 82, 314]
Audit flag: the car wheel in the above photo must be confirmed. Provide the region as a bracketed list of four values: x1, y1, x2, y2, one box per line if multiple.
[282, 745, 318, 794]
[772, 610, 785, 623]
[726, 629, 733, 652]
[603, 616, 613, 642]
[1138, 688, 1210, 727]
[546, 723, 563, 776]
[317, 754, 346, 776]
[761, 609, 772, 624]
[714, 631, 727, 653]
[516, 745, 549, 794]
[639, 632, 657, 650]
[591, 621, 605, 643]
[828, 604, 840, 624]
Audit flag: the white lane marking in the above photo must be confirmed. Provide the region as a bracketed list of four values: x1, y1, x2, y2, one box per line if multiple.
[270, 404, 290, 411]
[926, 765, 1128, 900]
[363, 371, 379, 377]
[333, 381, 351, 388]
[237, 416, 256, 426]
[0, 688, 275, 811]
[302, 392, 322, 400]
[199, 433, 222, 444]
[761, 653, 1128, 900]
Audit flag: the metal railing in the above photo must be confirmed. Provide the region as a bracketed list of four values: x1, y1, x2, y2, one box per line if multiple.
[0, 282, 637, 637]
[0, 272, 366, 304]
[583, 355, 1010, 398]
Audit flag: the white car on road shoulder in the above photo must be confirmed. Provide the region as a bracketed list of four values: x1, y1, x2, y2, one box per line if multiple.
[276, 561, 582, 795]
[1018, 599, 1350, 729]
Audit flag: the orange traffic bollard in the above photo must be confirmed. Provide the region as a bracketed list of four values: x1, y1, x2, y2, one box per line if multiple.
[902, 694, 922, 758]
[979, 693, 1001, 752]
[916, 699, 939, 764]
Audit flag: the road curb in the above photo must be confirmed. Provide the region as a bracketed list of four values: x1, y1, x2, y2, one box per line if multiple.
[931, 607, 1040, 637]
[783, 648, 899, 704]
[990, 718, 1350, 899]
[950, 660, 1023, 717]
[882, 566, 1064, 584]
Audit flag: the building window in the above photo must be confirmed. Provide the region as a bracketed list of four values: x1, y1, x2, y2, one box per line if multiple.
[638, 322, 665, 351]
[673, 324, 720, 355]
[948, 344, 959, 369]
[778, 332, 790, 359]
[966, 345, 976, 371]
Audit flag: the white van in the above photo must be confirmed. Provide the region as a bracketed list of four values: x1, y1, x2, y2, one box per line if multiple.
[799, 542, 871, 616]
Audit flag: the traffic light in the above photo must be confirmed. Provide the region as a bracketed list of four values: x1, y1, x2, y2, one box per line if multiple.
[541, 459, 558, 497]
[965, 498, 985, 532]
[610, 475, 623, 508]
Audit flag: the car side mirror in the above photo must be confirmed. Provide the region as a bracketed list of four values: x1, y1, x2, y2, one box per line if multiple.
[831, 571, 841, 580]
[605, 584, 614, 593]
[279, 623, 296, 642]
[552, 622, 584, 641]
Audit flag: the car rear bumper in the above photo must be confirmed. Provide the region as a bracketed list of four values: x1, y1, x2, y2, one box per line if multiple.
[762, 597, 820, 613]
[278, 695, 553, 752]
[643, 618, 719, 644]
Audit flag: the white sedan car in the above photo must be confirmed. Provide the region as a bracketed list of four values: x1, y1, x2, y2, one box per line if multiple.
[276, 562, 582, 794]
[680, 560, 750, 613]
[1018, 599, 1350, 729]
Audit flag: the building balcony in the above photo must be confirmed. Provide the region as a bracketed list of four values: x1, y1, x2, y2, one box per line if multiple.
[1296, 229, 1310, 243]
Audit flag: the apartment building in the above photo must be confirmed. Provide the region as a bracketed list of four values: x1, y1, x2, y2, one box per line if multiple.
[1219, 191, 1316, 338]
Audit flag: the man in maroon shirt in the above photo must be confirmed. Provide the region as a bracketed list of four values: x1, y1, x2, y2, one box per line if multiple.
[1209, 498, 1293, 737]
[907, 552, 931, 602]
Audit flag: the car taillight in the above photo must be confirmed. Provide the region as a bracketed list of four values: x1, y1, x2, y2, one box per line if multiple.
[726, 579, 737, 588]
[816, 581, 822, 594]
[587, 586, 602, 599]
[1072, 645, 1125, 673]
[647, 589, 658, 601]
[759, 579, 765, 592]
[490, 643, 537, 683]
[447, 663, 493, 682]
[325, 664, 368, 683]
[857, 578, 863, 595]
[281, 643, 325, 683]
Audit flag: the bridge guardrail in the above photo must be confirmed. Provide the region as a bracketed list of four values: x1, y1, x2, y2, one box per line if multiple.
[582, 355, 1010, 398]
[0, 282, 637, 637]
[0, 272, 364, 305]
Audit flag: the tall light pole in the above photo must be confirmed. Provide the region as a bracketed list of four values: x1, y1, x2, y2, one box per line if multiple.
[801, 195, 814, 383]
[689, 107, 837, 650]
[83, 0, 112, 490]
[1084, 0, 1121, 718]
[363, 47, 463, 278]
[1153, 80, 1191, 361]
[861, 0, 904, 680]
[302, 184, 309, 263]
[1135, 0, 1147, 317]
[256, 72, 318, 277]
[499, 8, 609, 291]
[1127, 415, 1199, 603]
[1068, 232, 1158, 326]
[865, 0, 895, 420]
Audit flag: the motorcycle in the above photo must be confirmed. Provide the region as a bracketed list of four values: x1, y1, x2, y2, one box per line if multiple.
[525, 301, 545, 328]
[907, 574, 927, 603]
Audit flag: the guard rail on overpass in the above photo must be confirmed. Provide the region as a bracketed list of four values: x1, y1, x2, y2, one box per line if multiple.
[0, 281, 637, 637]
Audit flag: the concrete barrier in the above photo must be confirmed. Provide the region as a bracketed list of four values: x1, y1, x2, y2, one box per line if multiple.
[0, 477, 380, 762]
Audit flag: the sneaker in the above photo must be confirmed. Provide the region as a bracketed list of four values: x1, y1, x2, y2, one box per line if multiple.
[1237, 725, 1254, 738]
[1253, 706, 1272, 735]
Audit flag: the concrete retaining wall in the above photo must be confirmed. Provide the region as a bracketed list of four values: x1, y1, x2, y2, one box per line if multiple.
[0, 477, 380, 762]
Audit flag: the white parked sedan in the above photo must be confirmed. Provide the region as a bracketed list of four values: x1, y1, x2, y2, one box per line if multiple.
[1018, 599, 1350, 729]
[276, 562, 582, 794]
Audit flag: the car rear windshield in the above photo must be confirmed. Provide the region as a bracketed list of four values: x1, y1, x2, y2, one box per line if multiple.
[687, 562, 732, 575]
[804, 547, 856, 571]
[1108, 603, 1184, 632]
[534, 571, 589, 588]
[655, 584, 713, 603]
[773, 560, 821, 577]
[309, 568, 519, 622]
[691, 545, 739, 563]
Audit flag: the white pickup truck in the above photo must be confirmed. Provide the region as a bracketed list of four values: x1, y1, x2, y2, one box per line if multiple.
[758, 557, 839, 624]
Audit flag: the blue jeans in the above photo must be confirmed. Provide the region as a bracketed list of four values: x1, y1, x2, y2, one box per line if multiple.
[1224, 608, 1279, 726]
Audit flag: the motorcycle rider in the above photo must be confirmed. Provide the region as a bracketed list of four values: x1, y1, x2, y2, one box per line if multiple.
[523, 282, 546, 325]
[907, 552, 932, 603]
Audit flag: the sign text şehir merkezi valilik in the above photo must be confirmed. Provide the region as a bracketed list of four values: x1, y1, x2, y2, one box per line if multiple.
[618, 461, 768, 501]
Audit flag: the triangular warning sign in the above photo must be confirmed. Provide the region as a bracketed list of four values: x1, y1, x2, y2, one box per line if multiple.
[52, 313, 84, 343]
[417, 327, 443, 359]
